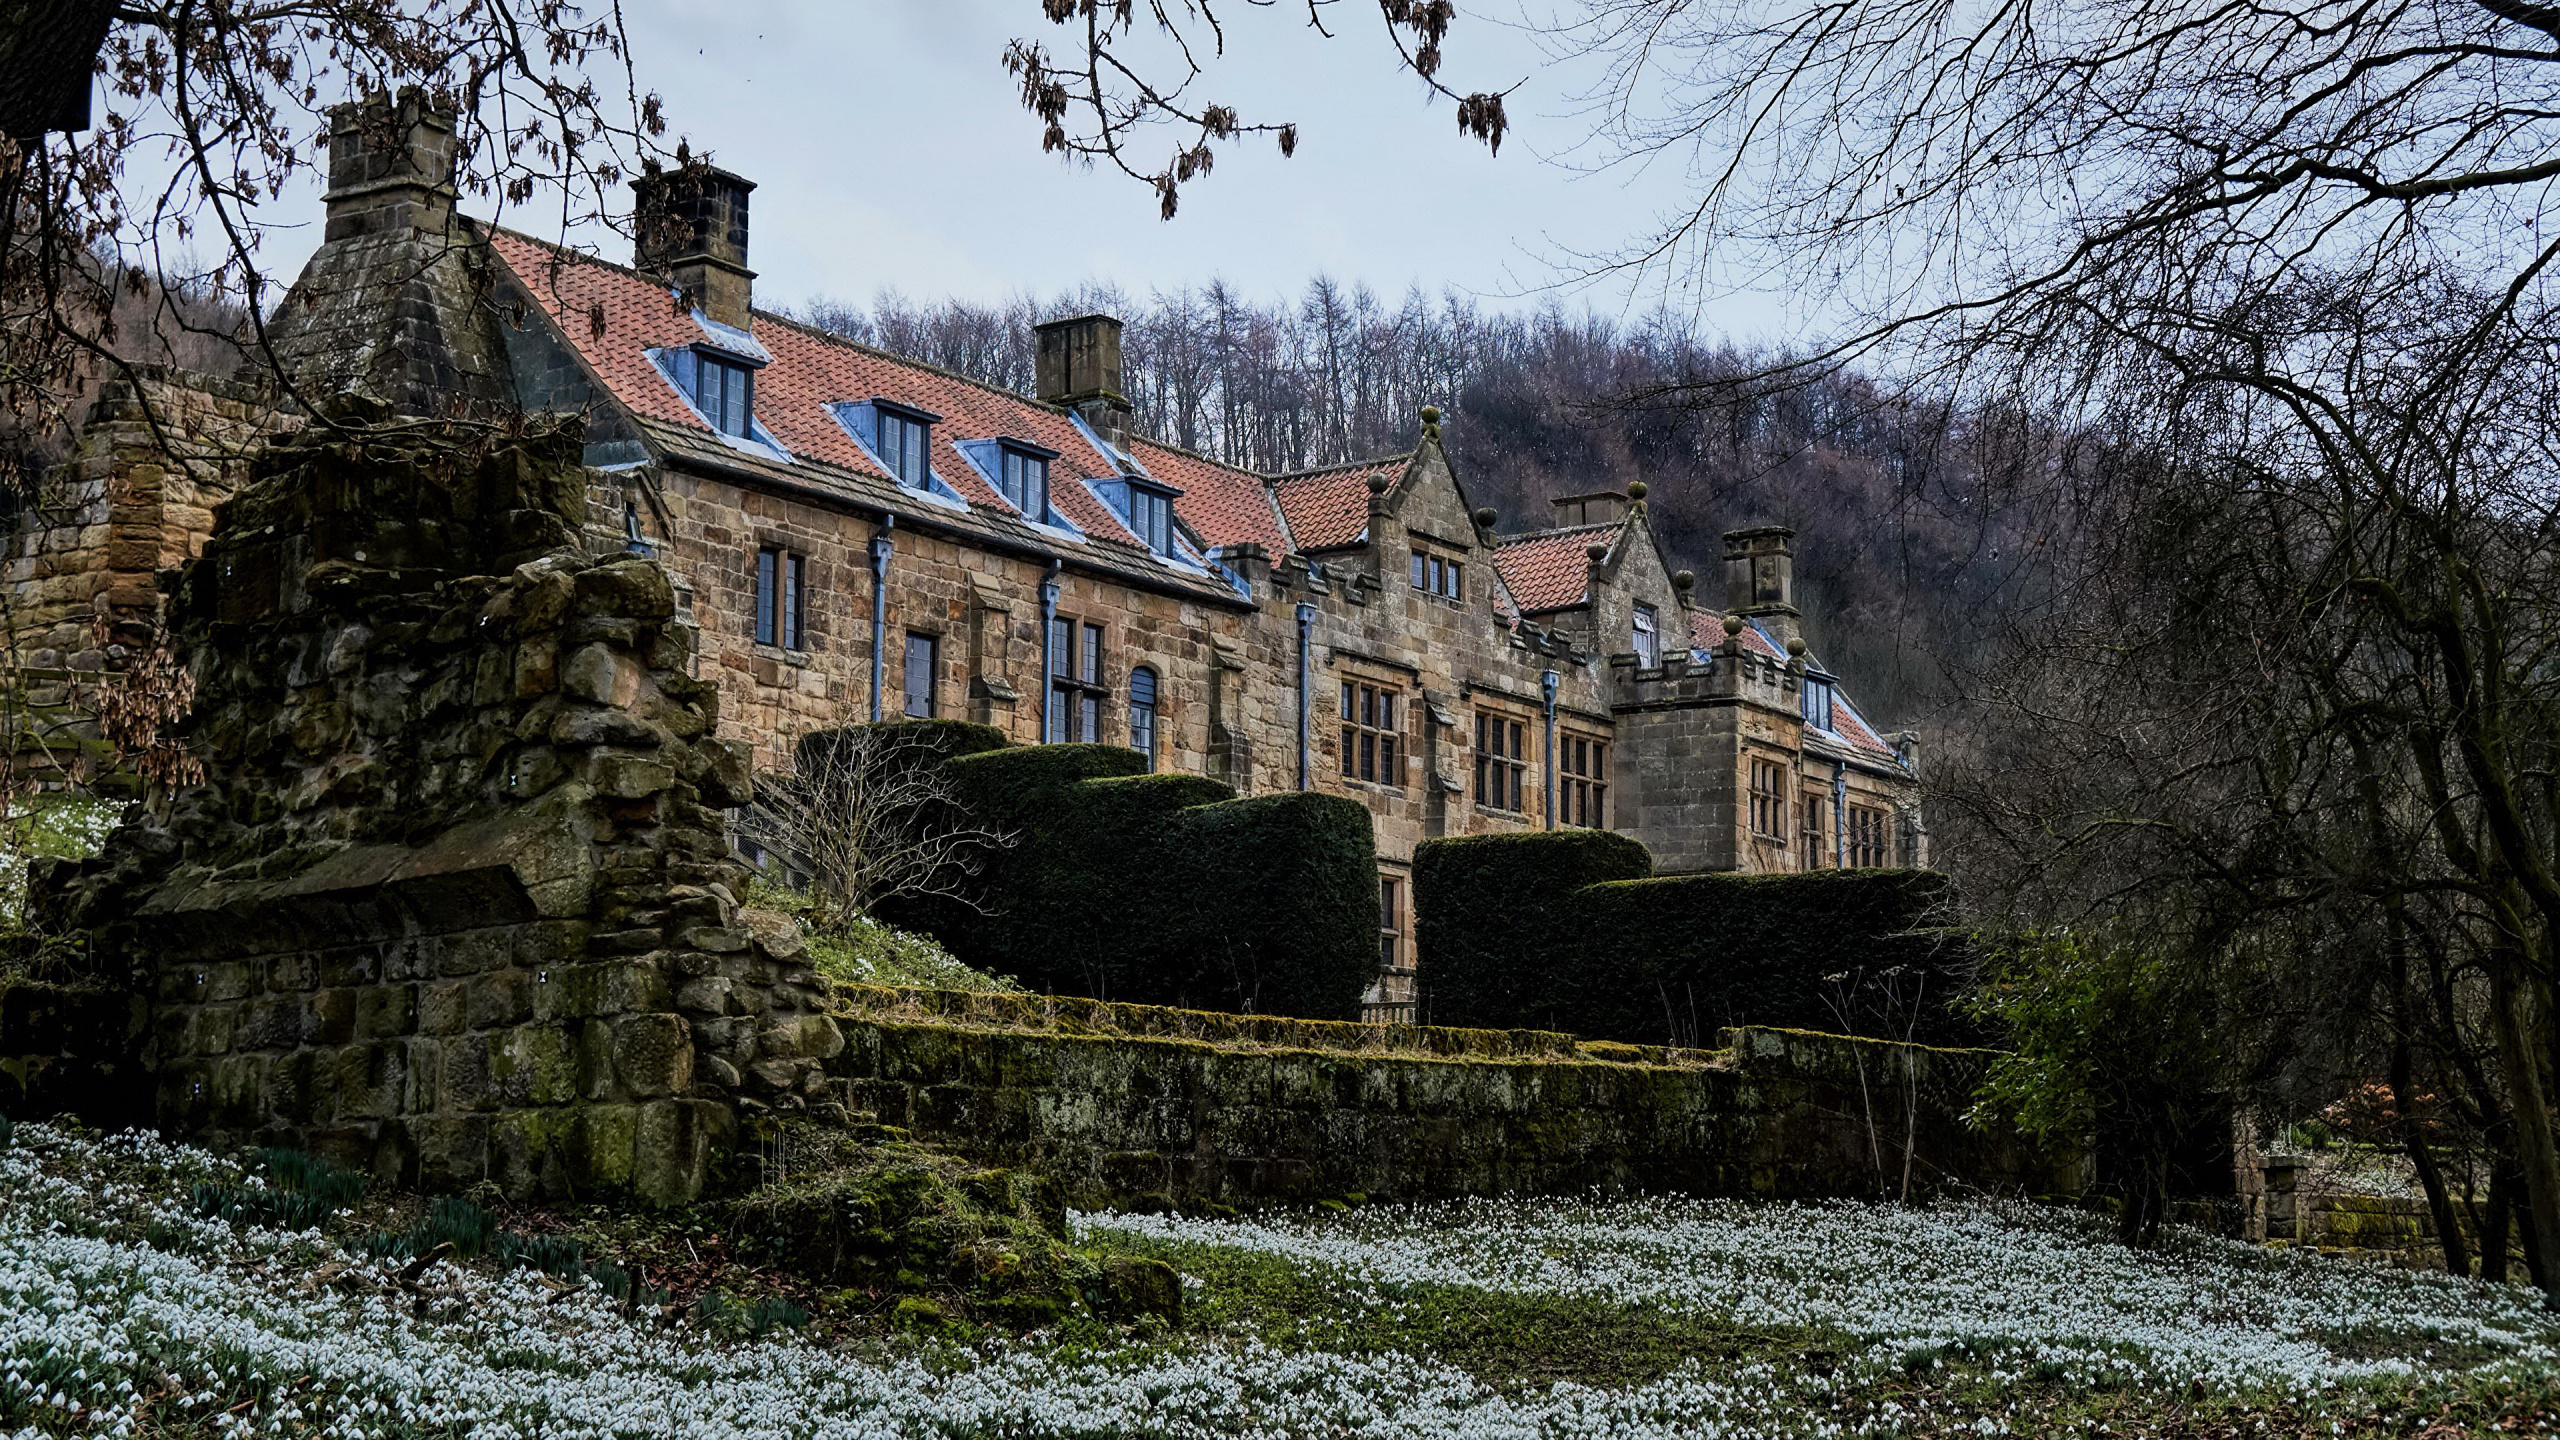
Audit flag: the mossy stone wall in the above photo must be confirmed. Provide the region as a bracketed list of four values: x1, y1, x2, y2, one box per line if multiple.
[818, 986, 2079, 1206]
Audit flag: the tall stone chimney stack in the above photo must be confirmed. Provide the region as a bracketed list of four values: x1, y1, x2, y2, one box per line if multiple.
[631, 165, 757, 331]
[321, 88, 459, 241]
[1723, 526, 1800, 648]
[1035, 313, 1133, 452]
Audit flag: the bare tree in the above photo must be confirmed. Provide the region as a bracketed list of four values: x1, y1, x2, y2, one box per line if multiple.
[1002, 1, 1513, 217]
[734, 725, 1014, 936]
[1, 1, 683, 501]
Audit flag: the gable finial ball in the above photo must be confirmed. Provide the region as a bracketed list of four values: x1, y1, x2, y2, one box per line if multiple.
[1674, 569, 1695, 590]
[1586, 541, 1609, 562]
[1786, 635, 1808, 657]
[1473, 506, 1498, 528]
[1722, 614, 1743, 636]
[1366, 472, 1391, 495]
[1420, 404, 1441, 425]
[1627, 481, 1648, 500]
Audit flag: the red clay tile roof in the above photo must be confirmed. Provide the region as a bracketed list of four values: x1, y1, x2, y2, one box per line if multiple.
[1268, 456, 1407, 551]
[1686, 607, 1788, 661]
[1129, 437, 1289, 555]
[1829, 695, 1902, 761]
[1491, 525, 1616, 613]
[484, 229, 1244, 594]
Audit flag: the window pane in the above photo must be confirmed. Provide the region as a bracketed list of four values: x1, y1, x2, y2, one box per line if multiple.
[1381, 736, 1397, 778]
[1130, 666, 1157, 707]
[1082, 623, 1103, 684]
[1412, 552, 1427, 589]
[783, 553, 803, 648]
[1342, 726, 1356, 776]
[1381, 693, 1395, 730]
[1049, 618, 1069, 675]
[1079, 693, 1099, 742]
[904, 634, 935, 718]
[752, 549, 769, 640]
[1360, 732, 1375, 781]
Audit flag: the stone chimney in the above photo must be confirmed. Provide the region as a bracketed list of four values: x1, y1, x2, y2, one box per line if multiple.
[321, 88, 459, 241]
[1723, 525, 1799, 647]
[1551, 492, 1629, 528]
[631, 164, 756, 330]
[1035, 313, 1133, 452]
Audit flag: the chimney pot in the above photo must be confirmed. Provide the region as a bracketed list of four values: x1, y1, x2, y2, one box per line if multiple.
[321, 88, 458, 241]
[631, 164, 757, 330]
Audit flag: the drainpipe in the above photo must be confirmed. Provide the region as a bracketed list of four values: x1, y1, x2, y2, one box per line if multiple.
[1540, 668, 1560, 830]
[867, 519, 895, 722]
[1832, 759, 1849, 869]
[1295, 602, 1318, 790]
[1039, 563, 1063, 742]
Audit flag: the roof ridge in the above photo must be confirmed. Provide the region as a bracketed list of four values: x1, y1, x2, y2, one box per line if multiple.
[1126, 432, 1280, 483]
[1494, 522, 1620, 545]
[491, 223, 1095, 421]
[1269, 453, 1414, 482]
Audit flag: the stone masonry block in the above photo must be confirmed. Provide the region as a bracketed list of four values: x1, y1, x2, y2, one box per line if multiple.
[611, 1013, 691, 1099]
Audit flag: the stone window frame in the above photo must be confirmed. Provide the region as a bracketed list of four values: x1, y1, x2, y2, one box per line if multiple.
[1748, 756, 1789, 842]
[1408, 545, 1464, 602]
[1378, 872, 1408, 974]
[754, 543, 807, 653]
[1128, 663, 1160, 770]
[1801, 789, 1830, 867]
[1047, 615, 1110, 742]
[1559, 731, 1608, 829]
[1848, 802, 1893, 868]
[1474, 707, 1530, 814]
[902, 630, 940, 718]
[1339, 677, 1406, 790]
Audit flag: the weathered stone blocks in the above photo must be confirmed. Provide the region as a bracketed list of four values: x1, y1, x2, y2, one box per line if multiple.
[32, 418, 840, 1204]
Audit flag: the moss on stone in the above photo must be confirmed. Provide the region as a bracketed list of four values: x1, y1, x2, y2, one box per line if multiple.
[721, 1119, 1180, 1329]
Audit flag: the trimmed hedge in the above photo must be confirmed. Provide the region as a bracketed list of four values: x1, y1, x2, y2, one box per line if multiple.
[1415, 831, 1970, 1044]
[869, 735, 1378, 1019]
[1412, 830, 1651, 1033]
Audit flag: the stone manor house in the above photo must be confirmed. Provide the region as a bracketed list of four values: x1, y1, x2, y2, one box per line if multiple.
[12, 94, 1923, 1017]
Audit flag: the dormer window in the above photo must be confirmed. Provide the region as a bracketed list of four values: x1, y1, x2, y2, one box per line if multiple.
[1803, 675, 1836, 732]
[1129, 485, 1171, 555]
[661, 347, 757, 438]
[1633, 603, 1660, 667]
[998, 442, 1052, 519]
[1095, 474, 1182, 556]
[876, 405, 931, 488]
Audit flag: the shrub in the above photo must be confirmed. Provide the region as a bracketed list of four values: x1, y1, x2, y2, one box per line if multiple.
[1413, 831, 1651, 1032]
[882, 738, 1378, 1019]
[1415, 830, 1970, 1044]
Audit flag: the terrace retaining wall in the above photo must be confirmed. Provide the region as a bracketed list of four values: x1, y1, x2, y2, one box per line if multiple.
[819, 987, 2083, 1206]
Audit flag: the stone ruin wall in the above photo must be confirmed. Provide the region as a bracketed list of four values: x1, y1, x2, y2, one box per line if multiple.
[4, 370, 278, 780]
[38, 408, 846, 1203]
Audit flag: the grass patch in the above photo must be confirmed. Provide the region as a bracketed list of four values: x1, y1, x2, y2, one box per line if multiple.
[745, 879, 1020, 993]
[1118, 1233, 1838, 1393]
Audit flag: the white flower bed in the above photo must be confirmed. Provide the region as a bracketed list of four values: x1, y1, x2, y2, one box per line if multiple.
[1079, 1195, 2560, 1397]
[0, 1123, 2551, 1438]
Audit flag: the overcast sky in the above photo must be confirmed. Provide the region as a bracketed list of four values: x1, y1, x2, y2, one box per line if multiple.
[251, 3, 1796, 341]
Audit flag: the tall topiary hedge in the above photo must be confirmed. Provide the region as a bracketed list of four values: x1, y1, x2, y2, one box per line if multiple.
[869, 736, 1378, 1019]
[1415, 831, 1970, 1043]
[1412, 830, 1651, 1032]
